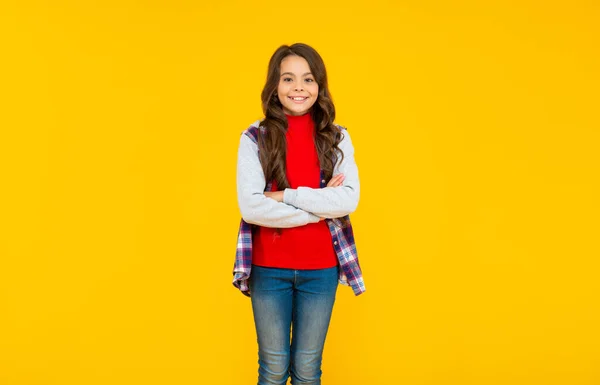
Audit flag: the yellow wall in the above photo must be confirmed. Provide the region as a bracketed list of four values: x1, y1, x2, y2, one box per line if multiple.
[1, 1, 599, 384]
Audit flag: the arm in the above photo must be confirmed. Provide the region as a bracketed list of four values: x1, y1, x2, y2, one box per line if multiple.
[237, 132, 321, 228]
[282, 129, 360, 218]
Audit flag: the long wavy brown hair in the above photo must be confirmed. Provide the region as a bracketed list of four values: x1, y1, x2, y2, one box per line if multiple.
[258, 43, 344, 190]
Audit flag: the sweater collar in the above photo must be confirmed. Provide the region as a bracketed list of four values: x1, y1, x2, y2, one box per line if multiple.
[285, 112, 313, 125]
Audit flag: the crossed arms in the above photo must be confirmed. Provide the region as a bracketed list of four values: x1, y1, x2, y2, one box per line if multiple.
[236, 128, 360, 228]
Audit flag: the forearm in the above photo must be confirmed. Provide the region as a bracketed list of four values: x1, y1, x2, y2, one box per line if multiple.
[238, 191, 321, 228]
[282, 185, 358, 218]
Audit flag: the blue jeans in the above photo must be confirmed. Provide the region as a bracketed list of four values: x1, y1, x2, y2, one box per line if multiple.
[249, 264, 339, 385]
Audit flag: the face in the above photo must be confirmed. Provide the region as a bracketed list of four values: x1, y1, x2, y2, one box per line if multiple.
[277, 55, 319, 116]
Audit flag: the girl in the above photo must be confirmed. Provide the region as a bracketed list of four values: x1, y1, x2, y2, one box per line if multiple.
[232, 43, 365, 385]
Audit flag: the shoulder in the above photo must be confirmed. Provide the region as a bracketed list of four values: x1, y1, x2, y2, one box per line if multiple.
[334, 123, 348, 132]
[241, 119, 264, 144]
[333, 123, 351, 143]
[334, 123, 350, 138]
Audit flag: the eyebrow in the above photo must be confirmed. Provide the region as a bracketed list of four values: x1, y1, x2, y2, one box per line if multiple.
[280, 72, 313, 77]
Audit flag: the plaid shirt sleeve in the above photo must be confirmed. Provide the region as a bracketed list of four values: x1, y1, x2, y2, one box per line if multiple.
[232, 218, 253, 297]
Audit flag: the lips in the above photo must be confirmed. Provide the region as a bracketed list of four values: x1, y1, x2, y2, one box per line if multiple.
[288, 96, 308, 103]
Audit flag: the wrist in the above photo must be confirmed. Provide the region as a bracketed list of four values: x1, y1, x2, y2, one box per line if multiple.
[276, 191, 284, 202]
[265, 191, 284, 202]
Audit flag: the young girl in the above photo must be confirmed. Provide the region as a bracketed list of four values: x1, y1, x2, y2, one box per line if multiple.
[232, 43, 366, 385]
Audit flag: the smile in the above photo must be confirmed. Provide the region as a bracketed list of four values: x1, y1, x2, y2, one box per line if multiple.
[289, 96, 308, 103]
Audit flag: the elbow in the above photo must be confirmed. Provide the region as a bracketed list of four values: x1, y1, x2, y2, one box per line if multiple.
[325, 189, 358, 218]
[344, 188, 359, 214]
[241, 212, 264, 227]
[328, 198, 358, 218]
[342, 199, 358, 216]
[241, 212, 254, 224]
[240, 206, 260, 225]
[238, 197, 259, 225]
[348, 199, 359, 214]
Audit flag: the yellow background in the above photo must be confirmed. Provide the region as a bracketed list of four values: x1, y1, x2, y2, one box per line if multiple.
[1, 1, 599, 384]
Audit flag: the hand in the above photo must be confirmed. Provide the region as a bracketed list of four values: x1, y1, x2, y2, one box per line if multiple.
[264, 191, 284, 202]
[327, 174, 345, 187]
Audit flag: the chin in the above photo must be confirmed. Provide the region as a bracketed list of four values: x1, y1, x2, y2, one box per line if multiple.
[286, 105, 315, 116]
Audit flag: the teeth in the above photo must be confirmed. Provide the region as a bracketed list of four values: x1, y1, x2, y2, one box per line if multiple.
[292, 97, 306, 101]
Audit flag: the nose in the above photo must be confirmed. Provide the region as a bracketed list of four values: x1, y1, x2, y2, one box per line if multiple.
[294, 80, 304, 91]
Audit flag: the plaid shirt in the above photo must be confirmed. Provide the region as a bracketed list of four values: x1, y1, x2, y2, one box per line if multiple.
[232, 123, 366, 297]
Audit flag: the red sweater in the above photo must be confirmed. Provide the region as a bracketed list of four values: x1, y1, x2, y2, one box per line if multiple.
[252, 113, 338, 269]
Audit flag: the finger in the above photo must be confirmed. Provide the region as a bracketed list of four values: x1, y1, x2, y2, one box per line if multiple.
[329, 174, 345, 187]
[327, 174, 344, 187]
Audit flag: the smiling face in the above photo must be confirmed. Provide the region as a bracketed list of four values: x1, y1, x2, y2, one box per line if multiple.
[277, 55, 319, 116]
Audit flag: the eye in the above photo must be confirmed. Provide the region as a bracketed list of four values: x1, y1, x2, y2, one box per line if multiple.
[305, 78, 315, 83]
[283, 77, 293, 82]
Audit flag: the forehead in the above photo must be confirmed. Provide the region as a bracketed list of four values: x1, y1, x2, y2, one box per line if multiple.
[280, 55, 311, 74]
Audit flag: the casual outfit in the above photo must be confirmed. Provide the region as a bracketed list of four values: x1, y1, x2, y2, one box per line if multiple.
[233, 113, 365, 385]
